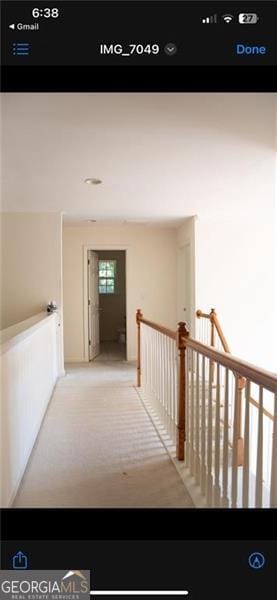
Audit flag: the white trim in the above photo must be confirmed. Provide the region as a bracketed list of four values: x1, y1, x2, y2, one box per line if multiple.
[177, 217, 197, 339]
[0, 312, 57, 355]
[177, 241, 195, 338]
[83, 245, 129, 362]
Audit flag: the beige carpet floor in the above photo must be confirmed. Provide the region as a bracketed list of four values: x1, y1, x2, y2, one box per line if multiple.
[94, 341, 126, 361]
[13, 360, 193, 508]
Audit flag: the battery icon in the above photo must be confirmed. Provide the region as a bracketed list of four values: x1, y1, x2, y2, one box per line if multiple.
[238, 13, 259, 24]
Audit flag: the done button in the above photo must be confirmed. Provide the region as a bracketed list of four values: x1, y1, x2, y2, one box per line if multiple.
[236, 43, 267, 55]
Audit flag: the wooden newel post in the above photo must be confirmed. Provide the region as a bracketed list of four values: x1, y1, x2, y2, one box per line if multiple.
[136, 309, 143, 387]
[210, 308, 216, 347]
[176, 321, 189, 461]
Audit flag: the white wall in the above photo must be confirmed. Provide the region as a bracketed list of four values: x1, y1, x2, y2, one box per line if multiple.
[0, 313, 59, 507]
[194, 213, 277, 371]
[63, 224, 177, 362]
[1, 212, 64, 372]
[176, 213, 277, 372]
[174, 96, 277, 373]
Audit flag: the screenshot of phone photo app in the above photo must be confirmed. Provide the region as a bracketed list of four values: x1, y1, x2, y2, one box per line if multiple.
[0, 2, 276, 599]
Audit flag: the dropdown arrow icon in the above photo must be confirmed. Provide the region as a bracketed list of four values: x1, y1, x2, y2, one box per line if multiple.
[164, 43, 177, 56]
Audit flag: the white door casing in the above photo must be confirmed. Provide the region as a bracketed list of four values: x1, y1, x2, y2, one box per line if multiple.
[88, 250, 100, 360]
[177, 243, 192, 331]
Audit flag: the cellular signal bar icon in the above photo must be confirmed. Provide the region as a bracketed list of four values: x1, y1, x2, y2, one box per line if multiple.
[202, 14, 217, 24]
[12, 42, 30, 56]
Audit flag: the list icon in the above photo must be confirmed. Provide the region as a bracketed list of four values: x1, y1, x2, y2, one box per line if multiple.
[12, 42, 30, 56]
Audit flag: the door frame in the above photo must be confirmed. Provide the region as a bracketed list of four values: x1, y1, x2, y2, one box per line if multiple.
[83, 244, 129, 362]
[177, 240, 196, 338]
[87, 250, 100, 361]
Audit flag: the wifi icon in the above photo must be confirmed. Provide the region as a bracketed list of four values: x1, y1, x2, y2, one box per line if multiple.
[222, 14, 234, 23]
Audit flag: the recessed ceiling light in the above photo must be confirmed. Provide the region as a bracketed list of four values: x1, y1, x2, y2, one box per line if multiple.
[84, 178, 102, 185]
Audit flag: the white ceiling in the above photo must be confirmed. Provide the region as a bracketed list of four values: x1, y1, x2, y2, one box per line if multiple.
[2, 93, 276, 222]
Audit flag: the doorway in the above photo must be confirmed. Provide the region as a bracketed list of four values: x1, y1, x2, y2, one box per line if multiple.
[87, 250, 127, 361]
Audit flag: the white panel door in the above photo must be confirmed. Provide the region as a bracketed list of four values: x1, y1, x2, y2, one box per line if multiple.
[177, 243, 192, 331]
[88, 251, 100, 360]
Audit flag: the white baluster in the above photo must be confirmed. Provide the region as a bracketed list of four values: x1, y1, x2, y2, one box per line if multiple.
[195, 352, 200, 484]
[159, 332, 162, 415]
[150, 327, 153, 399]
[154, 330, 157, 407]
[174, 343, 178, 437]
[242, 379, 250, 508]
[222, 368, 229, 507]
[255, 386, 264, 507]
[185, 348, 191, 468]
[141, 324, 144, 390]
[231, 376, 239, 508]
[165, 335, 169, 432]
[270, 393, 277, 507]
[156, 330, 159, 412]
[190, 350, 195, 475]
[200, 354, 207, 495]
[214, 362, 221, 506]
[206, 358, 213, 505]
[172, 341, 175, 426]
[167, 338, 171, 436]
[163, 335, 166, 417]
[144, 325, 148, 391]
[171, 339, 175, 441]
[162, 335, 166, 421]
[158, 333, 161, 416]
[164, 336, 171, 432]
[168, 339, 171, 422]
[162, 334, 166, 419]
[148, 327, 150, 391]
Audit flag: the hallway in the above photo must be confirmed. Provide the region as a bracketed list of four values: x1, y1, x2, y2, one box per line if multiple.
[94, 341, 126, 362]
[13, 361, 193, 508]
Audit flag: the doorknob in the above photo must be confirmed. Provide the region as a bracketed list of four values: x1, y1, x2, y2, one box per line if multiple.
[183, 308, 187, 311]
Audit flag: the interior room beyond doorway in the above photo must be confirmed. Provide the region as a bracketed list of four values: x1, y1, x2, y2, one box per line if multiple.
[89, 249, 126, 361]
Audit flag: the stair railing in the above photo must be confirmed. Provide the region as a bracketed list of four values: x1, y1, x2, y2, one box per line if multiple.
[196, 308, 230, 353]
[196, 308, 244, 465]
[136, 309, 277, 508]
[136, 309, 186, 453]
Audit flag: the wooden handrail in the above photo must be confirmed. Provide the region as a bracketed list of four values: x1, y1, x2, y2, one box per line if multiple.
[196, 309, 211, 319]
[183, 337, 277, 394]
[249, 396, 275, 421]
[138, 316, 177, 341]
[211, 311, 230, 353]
[137, 310, 277, 394]
[197, 308, 230, 353]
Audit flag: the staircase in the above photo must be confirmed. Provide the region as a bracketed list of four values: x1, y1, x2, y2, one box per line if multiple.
[136, 308, 277, 508]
